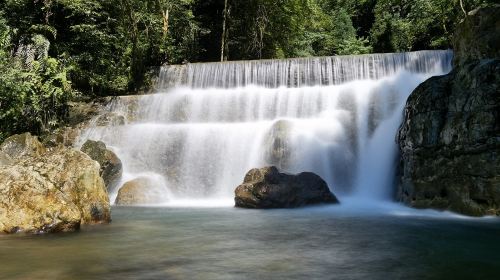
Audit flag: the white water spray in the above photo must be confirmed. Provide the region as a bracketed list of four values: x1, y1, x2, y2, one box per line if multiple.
[79, 50, 452, 206]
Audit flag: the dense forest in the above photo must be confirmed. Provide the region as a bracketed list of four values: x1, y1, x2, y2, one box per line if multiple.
[0, 0, 494, 140]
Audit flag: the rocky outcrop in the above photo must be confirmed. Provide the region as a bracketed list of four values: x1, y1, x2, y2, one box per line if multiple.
[452, 5, 500, 66]
[41, 98, 125, 148]
[0, 133, 46, 158]
[95, 112, 126, 127]
[234, 166, 338, 209]
[0, 137, 110, 234]
[66, 99, 108, 127]
[397, 6, 500, 216]
[81, 140, 123, 190]
[42, 127, 83, 148]
[115, 177, 169, 206]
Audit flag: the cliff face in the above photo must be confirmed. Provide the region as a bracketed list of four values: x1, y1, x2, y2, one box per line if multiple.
[396, 5, 500, 216]
[452, 5, 500, 66]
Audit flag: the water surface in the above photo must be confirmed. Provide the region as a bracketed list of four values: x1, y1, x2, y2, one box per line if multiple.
[1, 205, 499, 280]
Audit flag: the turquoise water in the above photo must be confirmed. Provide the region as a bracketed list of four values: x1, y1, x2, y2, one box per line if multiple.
[1, 205, 499, 280]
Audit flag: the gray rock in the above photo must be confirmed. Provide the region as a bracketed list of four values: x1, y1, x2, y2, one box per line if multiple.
[397, 59, 500, 216]
[396, 6, 500, 216]
[453, 4, 500, 66]
[235, 166, 339, 209]
[81, 140, 123, 190]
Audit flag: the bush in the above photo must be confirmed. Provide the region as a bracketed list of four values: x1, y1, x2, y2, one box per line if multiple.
[0, 21, 72, 141]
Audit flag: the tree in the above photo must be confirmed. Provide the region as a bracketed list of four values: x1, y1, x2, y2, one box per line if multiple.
[221, 0, 229, 61]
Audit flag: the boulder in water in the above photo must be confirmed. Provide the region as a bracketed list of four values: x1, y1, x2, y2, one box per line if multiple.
[0, 148, 110, 234]
[115, 177, 169, 206]
[235, 166, 339, 209]
[81, 140, 123, 190]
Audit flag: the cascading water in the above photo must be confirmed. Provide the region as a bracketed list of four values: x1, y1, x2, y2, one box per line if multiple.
[78, 50, 453, 206]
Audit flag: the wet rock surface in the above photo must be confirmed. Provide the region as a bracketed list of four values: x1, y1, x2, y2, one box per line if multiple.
[235, 166, 338, 209]
[95, 112, 126, 127]
[81, 140, 123, 190]
[115, 177, 169, 206]
[397, 6, 500, 216]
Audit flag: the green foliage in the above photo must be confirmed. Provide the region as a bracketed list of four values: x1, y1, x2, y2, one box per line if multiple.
[0, 0, 498, 140]
[309, 6, 372, 56]
[1, 0, 201, 96]
[0, 17, 72, 141]
[370, 0, 497, 52]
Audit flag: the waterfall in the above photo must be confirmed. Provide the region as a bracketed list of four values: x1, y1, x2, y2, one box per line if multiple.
[79, 50, 453, 205]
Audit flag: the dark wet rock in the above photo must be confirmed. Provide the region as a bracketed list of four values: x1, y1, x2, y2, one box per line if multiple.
[397, 6, 500, 216]
[397, 59, 500, 216]
[452, 5, 500, 66]
[81, 140, 123, 190]
[235, 166, 339, 209]
[115, 177, 169, 206]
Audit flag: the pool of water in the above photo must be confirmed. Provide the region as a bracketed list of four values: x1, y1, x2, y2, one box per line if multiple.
[1, 204, 499, 280]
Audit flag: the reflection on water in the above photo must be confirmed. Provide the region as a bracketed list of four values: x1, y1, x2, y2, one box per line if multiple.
[1, 206, 499, 280]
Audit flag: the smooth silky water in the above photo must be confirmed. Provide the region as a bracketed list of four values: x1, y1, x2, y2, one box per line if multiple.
[1, 207, 499, 279]
[1, 50, 499, 279]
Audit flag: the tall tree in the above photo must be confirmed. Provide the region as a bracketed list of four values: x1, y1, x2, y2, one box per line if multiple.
[220, 0, 229, 61]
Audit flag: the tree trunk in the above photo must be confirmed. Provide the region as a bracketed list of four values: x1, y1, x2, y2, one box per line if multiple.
[162, 9, 170, 38]
[459, 0, 467, 16]
[221, 0, 229, 62]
